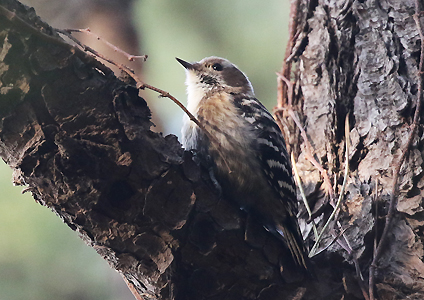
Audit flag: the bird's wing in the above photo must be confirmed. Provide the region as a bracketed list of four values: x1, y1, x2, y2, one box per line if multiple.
[233, 95, 312, 272]
[233, 96, 297, 214]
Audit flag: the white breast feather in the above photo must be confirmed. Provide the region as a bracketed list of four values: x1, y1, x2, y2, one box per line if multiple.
[181, 70, 207, 149]
[185, 70, 207, 116]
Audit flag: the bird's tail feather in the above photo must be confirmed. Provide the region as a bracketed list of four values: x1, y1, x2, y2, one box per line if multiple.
[276, 224, 309, 271]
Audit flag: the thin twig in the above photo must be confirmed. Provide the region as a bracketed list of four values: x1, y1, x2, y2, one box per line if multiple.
[354, 255, 370, 300]
[291, 152, 319, 240]
[312, 226, 350, 257]
[0, 5, 112, 76]
[56, 29, 192, 125]
[277, 74, 356, 258]
[64, 28, 147, 62]
[369, 2, 423, 299]
[373, 178, 379, 259]
[370, 177, 379, 300]
[309, 115, 350, 257]
[55, 29, 233, 173]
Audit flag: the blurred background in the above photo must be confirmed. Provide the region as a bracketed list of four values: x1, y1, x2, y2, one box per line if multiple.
[0, 0, 289, 299]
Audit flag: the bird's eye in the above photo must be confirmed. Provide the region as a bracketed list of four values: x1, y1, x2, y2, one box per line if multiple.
[212, 63, 223, 71]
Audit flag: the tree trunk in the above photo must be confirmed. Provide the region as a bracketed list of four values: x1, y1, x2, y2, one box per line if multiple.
[278, 0, 424, 299]
[1, 0, 423, 299]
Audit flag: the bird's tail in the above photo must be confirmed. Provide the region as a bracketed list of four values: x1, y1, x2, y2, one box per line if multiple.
[276, 223, 310, 273]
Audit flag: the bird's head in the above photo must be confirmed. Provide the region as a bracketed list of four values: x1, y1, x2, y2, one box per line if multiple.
[176, 56, 254, 97]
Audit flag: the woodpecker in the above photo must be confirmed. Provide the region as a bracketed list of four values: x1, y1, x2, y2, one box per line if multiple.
[176, 56, 309, 271]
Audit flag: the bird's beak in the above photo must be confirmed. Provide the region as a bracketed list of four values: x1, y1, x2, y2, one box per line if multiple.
[176, 57, 194, 70]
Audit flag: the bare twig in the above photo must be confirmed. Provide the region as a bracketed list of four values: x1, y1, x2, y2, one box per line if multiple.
[0, 5, 112, 76]
[309, 115, 350, 257]
[276, 74, 356, 256]
[369, 2, 424, 299]
[55, 29, 233, 173]
[63, 28, 147, 62]
[291, 152, 319, 240]
[55, 29, 194, 128]
[373, 178, 379, 258]
[312, 226, 349, 257]
[354, 256, 370, 300]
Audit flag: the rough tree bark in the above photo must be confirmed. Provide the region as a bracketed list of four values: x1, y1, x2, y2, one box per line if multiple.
[277, 0, 424, 299]
[0, 0, 423, 299]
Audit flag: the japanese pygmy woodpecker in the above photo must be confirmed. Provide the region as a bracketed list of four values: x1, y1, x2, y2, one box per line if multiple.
[177, 56, 309, 271]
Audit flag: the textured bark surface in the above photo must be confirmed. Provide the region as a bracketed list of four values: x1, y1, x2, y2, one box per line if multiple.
[283, 0, 424, 299]
[2, 0, 424, 299]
